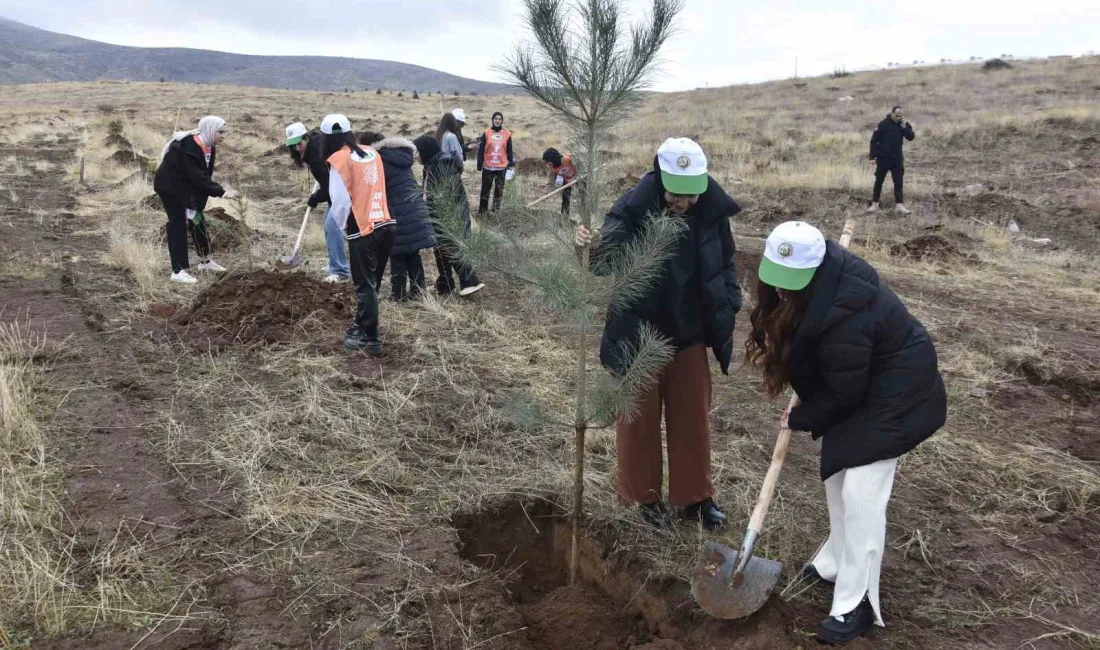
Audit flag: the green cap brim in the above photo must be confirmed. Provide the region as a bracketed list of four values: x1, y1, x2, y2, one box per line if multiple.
[286, 136, 304, 146]
[758, 256, 817, 290]
[661, 171, 708, 195]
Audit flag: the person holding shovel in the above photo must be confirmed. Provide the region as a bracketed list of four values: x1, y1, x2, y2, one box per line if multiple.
[574, 137, 742, 532]
[745, 221, 946, 645]
[321, 114, 396, 353]
[154, 115, 238, 284]
[542, 147, 577, 215]
[475, 111, 515, 215]
[358, 132, 436, 302]
[285, 121, 349, 283]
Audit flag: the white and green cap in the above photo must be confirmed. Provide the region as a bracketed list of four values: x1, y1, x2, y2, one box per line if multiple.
[320, 114, 352, 135]
[759, 221, 827, 291]
[285, 122, 308, 146]
[657, 137, 709, 195]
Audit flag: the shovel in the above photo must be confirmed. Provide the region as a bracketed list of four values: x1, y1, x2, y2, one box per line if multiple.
[277, 204, 313, 268]
[691, 218, 857, 619]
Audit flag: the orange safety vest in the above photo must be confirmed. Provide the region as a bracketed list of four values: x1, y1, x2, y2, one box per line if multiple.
[327, 147, 393, 238]
[552, 152, 576, 181]
[482, 128, 511, 170]
[193, 134, 212, 166]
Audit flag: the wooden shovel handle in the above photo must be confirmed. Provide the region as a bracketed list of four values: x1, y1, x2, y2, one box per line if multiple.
[526, 176, 582, 208]
[746, 218, 856, 535]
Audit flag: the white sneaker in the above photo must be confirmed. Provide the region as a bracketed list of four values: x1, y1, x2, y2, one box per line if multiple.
[170, 270, 198, 284]
[196, 259, 227, 272]
[894, 203, 911, 214]
[866, 202, 879, 213]
[322, 274, 345, 283]
[458, 283, 486, 297]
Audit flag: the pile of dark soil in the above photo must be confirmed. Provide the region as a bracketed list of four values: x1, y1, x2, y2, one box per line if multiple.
[177, 271, 354, 344]
[516, 157, 547, 176]
[983, 58, 1013, 71]
[889, 234, 960, 261]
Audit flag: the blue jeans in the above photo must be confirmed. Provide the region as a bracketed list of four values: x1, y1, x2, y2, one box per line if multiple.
[323, 207, 350, 278]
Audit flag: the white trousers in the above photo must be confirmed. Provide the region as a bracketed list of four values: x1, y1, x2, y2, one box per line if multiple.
[809, 457, 898, 626]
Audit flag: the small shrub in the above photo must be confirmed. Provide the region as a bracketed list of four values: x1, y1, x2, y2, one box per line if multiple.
[831, 66, 852, 78]
[983, 58, 1013, 71]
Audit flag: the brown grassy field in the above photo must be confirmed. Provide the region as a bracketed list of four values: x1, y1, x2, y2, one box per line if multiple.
[0, 55, 1098, 650]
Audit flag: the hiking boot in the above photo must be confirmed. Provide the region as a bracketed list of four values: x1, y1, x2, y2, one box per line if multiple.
[170, 269, 198, 284]
[345, 326, 383, 354]
[638, 501, 672, 529]
[458, 282, 486, 297]
[196, 259, 227, 272]
[866, 202, 880, 213]
[816, 597, 875, 646]
[894, 203, 911, 214]
[682, 497, 727, 532]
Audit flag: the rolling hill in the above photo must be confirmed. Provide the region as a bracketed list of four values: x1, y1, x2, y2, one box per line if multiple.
[0, 17, 515, 94]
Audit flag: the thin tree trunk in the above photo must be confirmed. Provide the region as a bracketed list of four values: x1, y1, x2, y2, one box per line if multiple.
[570, 242, 590, 585]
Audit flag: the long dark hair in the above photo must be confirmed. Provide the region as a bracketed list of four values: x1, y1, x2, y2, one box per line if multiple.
[322, 131, 366, 162]
[744, 278, 813, 398]
[434, 113, 460, 143]
[287, 135, 308, 169]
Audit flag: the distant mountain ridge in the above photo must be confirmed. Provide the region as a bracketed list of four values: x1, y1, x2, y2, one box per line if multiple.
[0, 17, 515, 94]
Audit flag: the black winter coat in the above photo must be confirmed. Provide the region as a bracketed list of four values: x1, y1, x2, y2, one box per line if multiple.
[786, 242, 946, 480]
[869, 115, 915, 165]
[593, 166, 742, 375]
[304, 132, 331, 208]
[374, 137, 436, 256]
[154, 135, 224, 210]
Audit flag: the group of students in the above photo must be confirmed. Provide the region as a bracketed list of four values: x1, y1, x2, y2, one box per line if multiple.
[155, 109, 946, 645]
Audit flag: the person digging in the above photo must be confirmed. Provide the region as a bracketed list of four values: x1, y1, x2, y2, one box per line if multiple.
[745, 221, 947, 645]
[475, 111, 515, 215]
[574, 137, 742, 532]
[542, 147, 578, 215]
[320, 114, 396, 353]
[868, 105, 915, 214]
[154, 115, 238, 284]
[285, 121, 349, 283]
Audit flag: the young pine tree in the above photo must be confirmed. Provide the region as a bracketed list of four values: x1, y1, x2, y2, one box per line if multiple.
[434, 0, 682, 583]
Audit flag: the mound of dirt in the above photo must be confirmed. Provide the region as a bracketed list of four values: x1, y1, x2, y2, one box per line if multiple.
[516, 157, 547, 176]
[890, 234, 960, 260]
[177, 271, 354, 344]
[983, 58, 1013, 71]
[940, 192, 1035, 228]
[109, 148, 149, 167]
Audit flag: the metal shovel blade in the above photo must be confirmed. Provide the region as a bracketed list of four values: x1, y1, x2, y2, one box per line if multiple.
[275, 251, 303, 269]
[691, 541, 783, 619]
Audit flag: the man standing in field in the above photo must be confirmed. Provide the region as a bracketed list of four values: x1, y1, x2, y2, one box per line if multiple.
[868, 106, 915, 214]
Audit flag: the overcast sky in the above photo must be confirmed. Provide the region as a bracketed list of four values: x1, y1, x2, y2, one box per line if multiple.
[3, 0, 1098, 91]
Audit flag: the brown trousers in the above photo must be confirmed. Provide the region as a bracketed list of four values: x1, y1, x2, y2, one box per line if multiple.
[616, 344, 714, 507]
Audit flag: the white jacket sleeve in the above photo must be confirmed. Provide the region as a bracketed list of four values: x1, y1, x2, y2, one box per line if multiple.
[328, 167, 351, 232]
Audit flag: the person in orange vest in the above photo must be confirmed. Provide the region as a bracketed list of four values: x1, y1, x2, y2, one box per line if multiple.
[321, 113, 397, 354]
[475, 111, 515, 215]
[542, 147, 578, 215]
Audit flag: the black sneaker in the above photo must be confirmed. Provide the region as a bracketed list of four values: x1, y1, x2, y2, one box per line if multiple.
[682, 498, 727, 532]
[638, 501, 672, 529]
[816, 597, 875, 646]
[345, 326, 383, 354]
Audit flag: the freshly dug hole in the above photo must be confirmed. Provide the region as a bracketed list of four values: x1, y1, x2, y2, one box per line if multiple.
[453, 500, 814, 650]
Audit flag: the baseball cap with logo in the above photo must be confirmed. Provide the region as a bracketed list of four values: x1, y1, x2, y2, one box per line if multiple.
[758, 221, 827, 291]
[657, 137, 709, 195]
[451, 108, 466, 123]
[285, 122, 308, 146]
[320, 114, 352, 135]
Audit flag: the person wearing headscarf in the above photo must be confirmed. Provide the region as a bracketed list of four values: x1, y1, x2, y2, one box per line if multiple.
[475, 111, 515, 215]
[154, 116, 237, 284]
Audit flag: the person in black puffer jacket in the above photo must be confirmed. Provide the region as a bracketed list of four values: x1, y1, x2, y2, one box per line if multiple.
[574, 138, 741, 533]
[412, 134, 485, 297]
[154, 115, 237, 284]
[745, 220, 946, 646]
[359, 133, 437, 301]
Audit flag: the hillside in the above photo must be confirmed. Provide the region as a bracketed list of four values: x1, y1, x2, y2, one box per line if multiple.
[0, 56, 1098, 649]
[0, 17, 515, 94]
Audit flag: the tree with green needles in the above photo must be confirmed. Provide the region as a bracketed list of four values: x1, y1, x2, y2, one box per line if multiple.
[435, 0, 684, 584]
